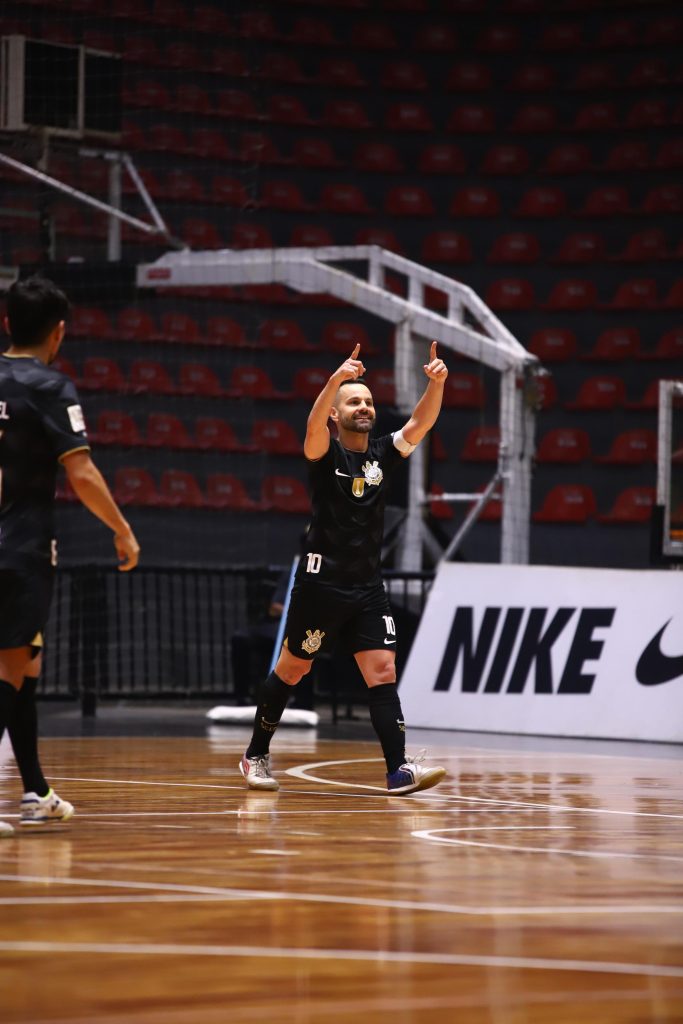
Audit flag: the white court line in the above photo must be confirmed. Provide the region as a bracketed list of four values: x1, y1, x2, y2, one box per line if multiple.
[1, 872, 681, 916]
[285, 758, 683, 819]
[1, 939, 681, 978]
[413, 828, 683, 863]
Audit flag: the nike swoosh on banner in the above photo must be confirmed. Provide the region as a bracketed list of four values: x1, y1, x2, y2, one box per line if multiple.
[635, 619, 683, 686]
[384, 639, 396, 645]
[334, 469, 352, 478]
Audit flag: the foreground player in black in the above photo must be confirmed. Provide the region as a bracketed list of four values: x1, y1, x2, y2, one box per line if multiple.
[0, 277, 139, 836]
[240, 341, 448, 794]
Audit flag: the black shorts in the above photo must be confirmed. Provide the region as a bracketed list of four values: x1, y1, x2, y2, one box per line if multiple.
[0, 567, 54, 654]
[283, 579, 397, 661]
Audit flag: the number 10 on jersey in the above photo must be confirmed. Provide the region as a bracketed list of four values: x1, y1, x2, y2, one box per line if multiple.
[306, 552, 322, 574]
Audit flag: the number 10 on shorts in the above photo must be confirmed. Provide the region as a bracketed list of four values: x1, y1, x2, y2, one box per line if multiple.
[306, 552, 322, 574]
[383, 615, 396, 636]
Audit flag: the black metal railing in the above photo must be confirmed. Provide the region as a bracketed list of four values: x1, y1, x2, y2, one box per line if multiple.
[40, 566, 434, 710]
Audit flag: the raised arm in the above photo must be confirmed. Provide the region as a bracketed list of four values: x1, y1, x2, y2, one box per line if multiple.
[400, 341, 448, 449]
[62, 451, 140, 570]
[303, 344, 366, 460]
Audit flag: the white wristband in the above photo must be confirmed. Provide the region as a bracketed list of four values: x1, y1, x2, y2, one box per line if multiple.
[393, 429, 417, 455]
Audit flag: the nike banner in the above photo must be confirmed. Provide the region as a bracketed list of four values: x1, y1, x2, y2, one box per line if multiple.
[400, 564, 683, 743]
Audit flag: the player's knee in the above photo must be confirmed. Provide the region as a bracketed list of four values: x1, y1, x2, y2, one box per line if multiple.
[368, 658, 396, 685]
[276, 659, 312, 685]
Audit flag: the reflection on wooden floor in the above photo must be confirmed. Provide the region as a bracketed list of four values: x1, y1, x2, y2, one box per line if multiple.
[1, 732, 682, 1023]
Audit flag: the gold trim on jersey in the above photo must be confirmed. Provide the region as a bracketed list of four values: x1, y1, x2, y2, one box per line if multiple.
[58, 445, 91, 464]
[352, 478, 365, 498]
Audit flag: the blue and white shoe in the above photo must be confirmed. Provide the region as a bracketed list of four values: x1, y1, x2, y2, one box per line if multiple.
[20, 789, 74, 826]
[387, 750, 446, 795]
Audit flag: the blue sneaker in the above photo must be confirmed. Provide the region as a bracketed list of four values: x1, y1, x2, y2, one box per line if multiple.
[387, 750, 446, 795]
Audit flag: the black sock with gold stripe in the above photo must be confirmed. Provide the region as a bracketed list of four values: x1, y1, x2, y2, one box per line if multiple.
[8, 677, 48, 797]
[368, 683, 406, 774]
[246, 671, 293, 758]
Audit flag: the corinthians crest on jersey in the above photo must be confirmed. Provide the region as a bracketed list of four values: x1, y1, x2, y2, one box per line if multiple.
[352, 460, 384, 498]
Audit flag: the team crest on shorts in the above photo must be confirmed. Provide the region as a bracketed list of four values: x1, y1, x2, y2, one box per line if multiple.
[302, 629, 325, 654]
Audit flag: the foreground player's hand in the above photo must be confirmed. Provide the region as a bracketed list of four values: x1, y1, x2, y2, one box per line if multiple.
[424, 341, 448, 383]
[334, 343, 365, 384]
[115, 528, 140, 571]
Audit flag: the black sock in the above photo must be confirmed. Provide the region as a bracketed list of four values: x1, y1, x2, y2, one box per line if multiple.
[8, 677, 49, 797]
[0, 679, 18, 749]
[368, 683, 406, 774]
[246, 671, 293, 758]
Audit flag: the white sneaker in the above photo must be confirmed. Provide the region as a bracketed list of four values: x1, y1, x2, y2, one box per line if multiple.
[239, 753, 279, 791]
[386, 750, 446, 795]
[20, 789, 75, 826]
[0, 820, 14, 837]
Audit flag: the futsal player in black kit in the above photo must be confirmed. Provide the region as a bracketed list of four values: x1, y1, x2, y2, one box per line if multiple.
[240, 341, 448, 794]
[0, 277, 139, 837]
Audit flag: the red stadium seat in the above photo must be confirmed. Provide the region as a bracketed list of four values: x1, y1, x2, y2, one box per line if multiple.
[228, 366, 289, 399]
[117, 307, 159, 343]
[113, 467, 161, 507]
[215, 90, 261, 121]
[642, 185, 683, 215]
[149, 0, 188, 28]
[607, 279, 658, 311]
[292, 368, 329, 401]
[510, 104, 558, 133]
[540, 21, 583, 50]
[515, 186, 567, 218]
[260, 181, 311, 212]
[595, 429, 656, 465]
[163, 42, 202, 71]
[625, 381, 664, 412]
[536, 427, 591, 464]
[146, 414, 193, 450]
[323, 100, 372, 130]
[385, 102, 434, 132]
[290, 225, 335, 248]
[210, 49, 248, 76]
[178, 363, 223, 397]
[598, 18, 639, 48]
[182, 218, 224, 250]
[239, 10, 277, 41]
[569, 62, 617, 91]
[123, 36, 162, 66]
[598, 487, 656, 525]
[292, 138, 341, 169]
[130, 360, 176, 395]
[443, 373, 485, 409]
[415, 22, 457, 50]
[351, 21, 398, 49]
[487, 233, 539, 264]
[251, 419, 301, 455]
[482, 144, 530, 175]
[485, 278, 535, 310]
[422, 232, 473, 264]
[191, 129, 232, 162]
[552, 232, 605, 264]
[93, 411, 141, 447]
[603, 141, 652, 173]
[321, 322, 378, 356]
[365, 370, 395, 405]
[638, 329, 683, 363]
[614, 229, 668, 263]
[206, 317, 248, 349]
[268, 94, 314, 126]
[384, 185, 434, 217]
[450, 186, 500, 217]
[160, 312, 200, 345]
[664, 281, 683, 309]
[419, 144, 466, 175]
[174, 84, 212, 117]
[355, 228, 403, 253]
[123, 79, 171, 110]
[533, 484, 596, 523]
[205, 474, 258, 511]
[543, 279, 597, 311]
[232, 223, 274, 249]
[381, 61, 428, 91]
[542, 143, 592, 175]
[579, 186, 631, 218]
[445, 62, 492, 91]
[581, 328, 641, 362]
[354, 143, 403, 173]
[195, 7, 233, 35]
[257, 53, 307, 84]
[447, 105, 495, 133]
[565, 376, 625, 411]
[317, 59, 366, 89]
[625, 100, 668, 131]
[460, 425, 500, 462]
[528, 328, 578, 363]
[645, 14, 683, 45]
[211, 176, 251, 209]
[80, 357, 126, 393]
[69, 306, 113, 339]
[320, 183, 372, 215]
[158, 470, 204, 509]
[476, 24, 520, 52]
[427, 483, 454, 521]
[509, 64, 555, 92]
[628, 59, 669, 89]
[259, 320, 316, 352]
[261, 476, 310, 514]
[431, 432, 449, 461]
[237, 131, 284, 165]
[655, 140, 683, 170]
[195, 417, 252, 453]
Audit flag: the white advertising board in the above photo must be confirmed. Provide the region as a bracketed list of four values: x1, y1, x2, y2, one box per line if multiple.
[400, 564, 683, 743]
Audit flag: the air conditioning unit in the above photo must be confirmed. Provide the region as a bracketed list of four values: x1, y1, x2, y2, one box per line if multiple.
[1, 35, 121, 138]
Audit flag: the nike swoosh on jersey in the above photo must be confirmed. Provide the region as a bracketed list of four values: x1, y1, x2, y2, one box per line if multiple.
[334, 469, 352, 478]
[635, 620, 683, 685]
[384, 638, 396, 645]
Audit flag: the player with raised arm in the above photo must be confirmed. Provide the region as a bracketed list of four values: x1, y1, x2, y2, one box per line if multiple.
[240, 340, 448, 795]
[0, 277, 140, 837]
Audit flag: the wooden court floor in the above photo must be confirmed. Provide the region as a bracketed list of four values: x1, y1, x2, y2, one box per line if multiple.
[0, 728, 682, 1023]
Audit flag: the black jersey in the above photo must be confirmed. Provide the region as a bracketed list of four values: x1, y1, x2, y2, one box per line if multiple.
[298, 433, 406, 585]
[0, 354, 90, 570]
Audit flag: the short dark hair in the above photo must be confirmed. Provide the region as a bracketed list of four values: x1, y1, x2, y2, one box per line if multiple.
[337, 377, 369, 391]
[6, 276, 70, 349]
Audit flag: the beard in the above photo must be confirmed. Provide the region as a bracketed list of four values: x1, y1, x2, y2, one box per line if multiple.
[340, 412, 374, 433]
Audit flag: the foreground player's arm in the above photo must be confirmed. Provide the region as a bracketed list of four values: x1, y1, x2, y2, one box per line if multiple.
[400, 342, 448, 449]
[62, 451, 140, 571]
[303, 344, 366, 460]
